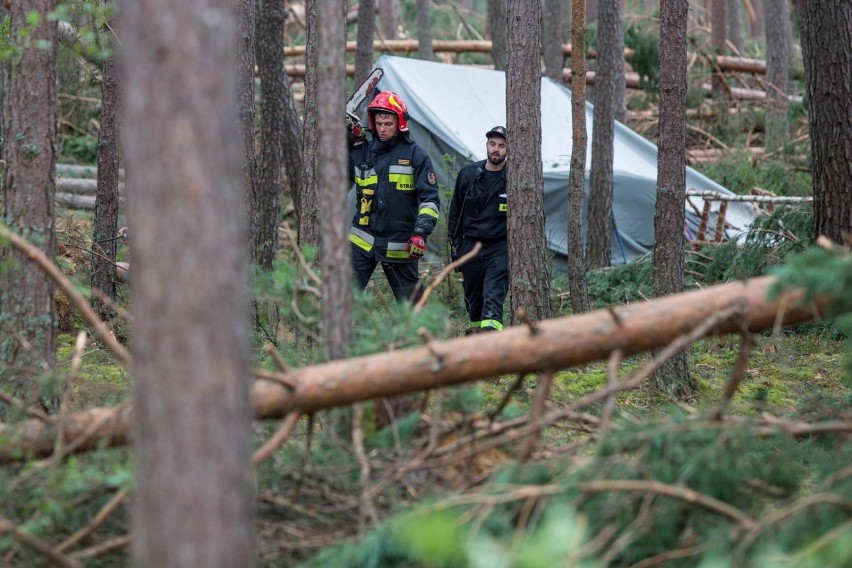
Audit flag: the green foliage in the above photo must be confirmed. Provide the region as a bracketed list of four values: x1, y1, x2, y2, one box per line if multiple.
[253, 251, 451, 366]
[695, 153, 813, 198]
[308, 416, 851, 568]
[60, 134, 99, 164]
[624, 21, 660, 95]
[769, 245, 852, 383]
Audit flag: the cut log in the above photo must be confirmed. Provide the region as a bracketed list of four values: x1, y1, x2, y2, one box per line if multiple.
[0, 275, 826, 463]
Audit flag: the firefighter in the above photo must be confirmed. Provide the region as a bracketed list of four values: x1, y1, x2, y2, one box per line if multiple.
[447, 126, 509, 333]
[348, 91, 440, 302]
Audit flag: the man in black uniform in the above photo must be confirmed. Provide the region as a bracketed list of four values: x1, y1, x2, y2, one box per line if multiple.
[349, 91, 440, 302]
[447, 126, 509, 333]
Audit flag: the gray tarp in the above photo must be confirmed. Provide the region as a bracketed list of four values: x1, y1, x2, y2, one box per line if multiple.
[364, 55, 755, 265]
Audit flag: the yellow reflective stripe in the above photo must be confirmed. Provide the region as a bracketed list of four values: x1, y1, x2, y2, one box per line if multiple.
[389, 173, 415, 190]
[355, 176, 378, 187]
[469, 320, 481, 327]
[349, 229, 374, 252]
[499, 204, 508, 212]
[386, 250, 409, 259]
[419, 201, 439, 218]
[480, 319, 503, 331]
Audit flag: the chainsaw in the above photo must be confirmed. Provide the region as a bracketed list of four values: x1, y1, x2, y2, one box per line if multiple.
[346, 67, 383, 141]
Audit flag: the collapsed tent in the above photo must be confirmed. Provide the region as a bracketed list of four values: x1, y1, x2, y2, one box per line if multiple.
[366, 55, 755, 265]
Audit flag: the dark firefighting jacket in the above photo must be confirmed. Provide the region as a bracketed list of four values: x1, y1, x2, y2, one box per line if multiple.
[349, 135, 440, 263]
[447, 159, 508, 251]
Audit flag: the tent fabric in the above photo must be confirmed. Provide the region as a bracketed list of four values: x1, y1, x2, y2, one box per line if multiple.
[368, 55, 755, 265]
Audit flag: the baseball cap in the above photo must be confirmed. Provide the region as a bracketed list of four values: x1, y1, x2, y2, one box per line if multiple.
[485, 125, 507, 140]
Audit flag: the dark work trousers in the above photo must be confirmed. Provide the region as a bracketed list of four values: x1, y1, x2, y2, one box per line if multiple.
[459, 238, 509, 329]
[352, 245, 423, 303]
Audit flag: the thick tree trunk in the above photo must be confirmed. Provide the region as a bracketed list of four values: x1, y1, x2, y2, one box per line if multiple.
[797, 0, 852, 245]
[379, 0, 398, 39]
[653, 0, 694, 398]
[0, 0, 58, 413]
[0, 275, 826, 463]
[726, 0, 744, 52]
[506, 0, 552, 324]
[567, 0, 590, 314]
[711, 0, 729, 122]
[119, 0, 255, 564]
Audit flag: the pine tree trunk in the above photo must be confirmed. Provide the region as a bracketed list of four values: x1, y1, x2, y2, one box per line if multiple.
[487, 0, 509, 71]
[416, 0, 434, 61]
[542, 0, 565, 81]
[0, 0, 58, 414]
[256, 0, 287, 270]
[91, 43, 120, 321]
[300, 0, 322, 247]
[318, 0, 352, 360]
[763, 0, 791, 152]
[568, 0, 590, 314]
[237, 0, 258, 264]
[507, 0, 552, 324]
[355, 0, 376, 82]
[119, 0, 255, 563]
[653, 0, 694, 398]
[587, 0, 625, 270]
[798, 0, 852, 244]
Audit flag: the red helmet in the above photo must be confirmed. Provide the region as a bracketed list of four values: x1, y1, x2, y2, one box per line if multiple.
[367, 91, 409, 132]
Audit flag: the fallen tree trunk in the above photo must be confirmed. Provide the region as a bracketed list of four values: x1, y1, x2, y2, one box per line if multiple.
[0, 275, 825, 463]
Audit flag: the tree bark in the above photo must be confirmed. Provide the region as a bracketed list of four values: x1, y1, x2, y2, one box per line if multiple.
[318, 0, 352, 360]
[797, 0, 851, 245]
[91, 30, 120, 321]
[416, 0, 434, 61]
[0, 275, 827, 463]
[542, 0, 565, 81]
[507, 0, 552, 324]
[587, 0, 625, 270]
[237, 0, 259, 264]
[119, 0, 255, 564]
[379, 0, 398, 40]
[711, 0, 730, 122]
[567, 0, 590, 314]
[256, 0, 287, 270]
[487, 0, 508, 71]
[355, 0, 376, 83]
[653, 0, 694, 398]
[763, 0, 791, 152]
[299, 0, 321, 247]
[726, 0, 744, 52]
[0, 0, 58, 413]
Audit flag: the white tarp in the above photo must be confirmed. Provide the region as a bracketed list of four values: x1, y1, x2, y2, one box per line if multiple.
[367, 55, 755, 265]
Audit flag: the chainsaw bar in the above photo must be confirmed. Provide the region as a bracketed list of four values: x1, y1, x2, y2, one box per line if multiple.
[346, 67, 384, 119]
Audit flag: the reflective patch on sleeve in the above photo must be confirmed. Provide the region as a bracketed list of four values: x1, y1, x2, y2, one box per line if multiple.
[419, 201, 439, 219]
[499, 203, 508, 212]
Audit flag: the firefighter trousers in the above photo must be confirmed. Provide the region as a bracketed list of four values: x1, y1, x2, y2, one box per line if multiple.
[459, 238, 508, 330]
[352, 245, 423, 303]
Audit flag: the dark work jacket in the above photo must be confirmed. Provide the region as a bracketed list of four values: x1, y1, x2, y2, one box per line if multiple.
[349, 134, 440, 263]
[447, 159, 508, 251]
